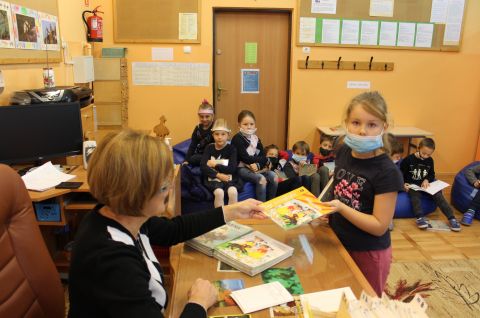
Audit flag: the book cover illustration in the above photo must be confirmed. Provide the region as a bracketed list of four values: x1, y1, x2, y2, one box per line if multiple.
[261, 187, 335, 230]
[217, 261, 240, 272]
[213, 279, 245, 307]
[426, 219, 451, 231]
[215, 231, 289, 267]
[261, 267, 304, 295]
[209, 315, 251, 318]
[299, 164, 317, 176]
[190, 222, 252, 250]
[269, 297, 304, 318]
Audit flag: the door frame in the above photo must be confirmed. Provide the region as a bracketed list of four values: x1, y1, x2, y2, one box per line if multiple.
[212, 8, 292, 149]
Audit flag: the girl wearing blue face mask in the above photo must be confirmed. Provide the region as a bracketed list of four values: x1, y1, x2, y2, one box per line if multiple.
[324, 91, 404, 297]
[283, 141, 321, 196]
[231, 110, 278, 202]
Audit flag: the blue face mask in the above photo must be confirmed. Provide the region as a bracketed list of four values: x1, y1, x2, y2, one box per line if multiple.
[344, 132, 384, 153]
[292, 154, 307, 162]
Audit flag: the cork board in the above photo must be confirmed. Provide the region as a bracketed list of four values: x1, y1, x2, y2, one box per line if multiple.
[113, 0, 200, 43]
[297, 0, 466, 52]
[0, 0, 61, 64]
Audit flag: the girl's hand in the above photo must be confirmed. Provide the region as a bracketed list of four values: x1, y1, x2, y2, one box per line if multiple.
[188, 278, 218, 311]
[474, 180, 480, 188]
[249, 163, 259, 172]
[217, 173, 231, 182]
[324, 199, 345, 214]
[223, 198, 266, 221]
[421, 180, 430, 189]
[404, 183, 410, 192]
[207, 159, 217, 168]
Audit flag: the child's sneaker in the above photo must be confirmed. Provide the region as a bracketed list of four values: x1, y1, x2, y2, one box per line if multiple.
[416, 217, 429, 229]
[461, 210, 475, 226]
[449, 218, 461, 232]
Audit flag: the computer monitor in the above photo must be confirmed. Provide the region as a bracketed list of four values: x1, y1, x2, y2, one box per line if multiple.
[0, 102, 84, 165]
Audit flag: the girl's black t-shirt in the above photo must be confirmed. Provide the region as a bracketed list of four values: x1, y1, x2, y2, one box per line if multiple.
[329, 145, 403, 251]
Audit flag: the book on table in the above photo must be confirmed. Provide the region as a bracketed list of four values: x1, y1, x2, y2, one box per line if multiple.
[186, 222, 294, 276]
[407, 180, 449, 195]
[261, 187, 336, 230]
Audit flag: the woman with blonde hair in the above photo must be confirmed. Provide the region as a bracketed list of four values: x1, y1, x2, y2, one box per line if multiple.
[68, 129, 265, 318]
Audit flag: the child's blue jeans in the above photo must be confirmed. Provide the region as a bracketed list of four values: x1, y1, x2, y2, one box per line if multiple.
[238, 168, 277, 202]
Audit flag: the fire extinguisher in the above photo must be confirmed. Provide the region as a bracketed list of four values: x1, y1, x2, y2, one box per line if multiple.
[82, 6, 103, 42]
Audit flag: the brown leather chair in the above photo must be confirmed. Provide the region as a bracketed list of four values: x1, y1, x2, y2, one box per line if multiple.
[0, 164, 65, 318]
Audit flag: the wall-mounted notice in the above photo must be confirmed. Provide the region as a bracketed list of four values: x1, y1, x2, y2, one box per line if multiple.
[132, 62, 209, 86]
[179, 13, 197, 40]
[360, 20, 379, 45]
[311, 0, 337, 14]
[415, 23, 434, 48]
[0, 1, 15, 49]
[152, 48, 174, 61]
[241, 69, 259, 94]
[341, 20, 360, 45]
[245, 42, 257, 64]
[347, 81, 371, 89]
[430, 0, 448, 23]
[379, 21, 397, 46]
[299, 17, 316, 43]
[397, 22, 415, 47]
[443, 0, 465, 45]
[369, 0, 394, 18]
[11, 4, 40, 50]
[322, 19, 340, 44]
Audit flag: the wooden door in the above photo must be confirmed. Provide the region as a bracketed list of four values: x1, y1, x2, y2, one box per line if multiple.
[214, 11, 291, 149]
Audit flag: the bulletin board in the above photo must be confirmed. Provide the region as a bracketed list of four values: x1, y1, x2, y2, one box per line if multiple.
[0, 0, 61, 64]
[297, 0, 467, 52]
[113, 0, 201, 43]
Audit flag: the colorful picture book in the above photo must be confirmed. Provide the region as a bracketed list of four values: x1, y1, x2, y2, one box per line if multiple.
[261, 187, 335, 230]
[214, 231, 294, 276]
[299, 163, 317, 176]
[209, 315, 251, 318]
[186, 221, 253, 256]
[407, 180, 449, 195]
[213, 279, 245, 307]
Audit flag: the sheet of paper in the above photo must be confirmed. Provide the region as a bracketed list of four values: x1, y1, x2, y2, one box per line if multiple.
[311, 0, 337, 14]
[341, 20, 360, 45]
[360, 20, 379, 45]
[347, 81, 371, 89]
[152, 48, 173, 61]
[179, 13, 197, 40]
[321, 19, 340, 44]
[443, 0, 465, 44]
[299, 17, 316, 43]
[21, 161, 76, 192]
[241, 69, 259, 94]
[369, 0, 394, 17]
[230, 281, 293, 314]
[430, 0, 449, 23]
[379, 21, 397, 46]
[300, 287, 356, 317]
[245, 42, 257, 64]
[397, 22, 416, 47]
[132, 62, 209, 86]
[415, 23, 434, 48]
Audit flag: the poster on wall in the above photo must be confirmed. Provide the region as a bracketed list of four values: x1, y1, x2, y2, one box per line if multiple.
[0, 1, 15, 49]
[11, 4, 40, 50]
[241, 69, 259, 94]
[38, 11, 59, 51]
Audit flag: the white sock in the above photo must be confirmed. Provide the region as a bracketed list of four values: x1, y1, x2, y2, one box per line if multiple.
[227, 187, 238, 205]
[213, 189, 225, 207]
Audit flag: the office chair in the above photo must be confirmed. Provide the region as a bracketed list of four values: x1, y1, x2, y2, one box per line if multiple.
[0, 164, 65, 318]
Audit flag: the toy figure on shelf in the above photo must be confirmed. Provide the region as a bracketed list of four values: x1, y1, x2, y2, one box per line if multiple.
[153, 115, 170, 139]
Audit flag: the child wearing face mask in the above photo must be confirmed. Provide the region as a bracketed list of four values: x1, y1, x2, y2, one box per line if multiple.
[387, 133, 404, 167]
[231, 110, 278, 202]
[184, 99, 215, 166]
[201, 119, 243, 208]
[316, 134, 336, 194]
[283, 141, 322, 196]
[324, 91, 404, 296]
[400, 138, 461, 231]
[265, 144, 302, 196]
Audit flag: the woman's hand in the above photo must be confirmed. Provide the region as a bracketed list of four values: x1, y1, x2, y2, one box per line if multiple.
[223, 198, 266, 222]
[323, 199, 345, 214]
[187, 278, 218, 311]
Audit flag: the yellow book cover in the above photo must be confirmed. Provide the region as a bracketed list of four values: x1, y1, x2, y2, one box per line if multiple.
[261, 187, 335, 230]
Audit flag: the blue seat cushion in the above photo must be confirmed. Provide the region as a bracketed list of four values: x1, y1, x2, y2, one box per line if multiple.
[394, 191, 436, 218]
[451, 161, 480, 219]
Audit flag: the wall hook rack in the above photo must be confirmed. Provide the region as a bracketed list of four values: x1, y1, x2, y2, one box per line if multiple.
[297, 56, 394, 71]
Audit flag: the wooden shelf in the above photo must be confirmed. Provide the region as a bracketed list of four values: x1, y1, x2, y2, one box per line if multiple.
[64, 201, 97, 210]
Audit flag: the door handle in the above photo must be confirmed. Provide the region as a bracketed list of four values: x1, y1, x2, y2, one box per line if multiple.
[216, 83, 228, 101]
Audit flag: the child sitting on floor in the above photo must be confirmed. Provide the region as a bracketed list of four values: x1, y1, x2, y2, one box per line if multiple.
[400, 138, 461, 231]
[461, 163, 480, 225]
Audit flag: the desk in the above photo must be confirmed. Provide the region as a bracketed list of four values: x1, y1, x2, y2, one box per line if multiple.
[317, 126, 433, 153]
[169, 219, 375, 318]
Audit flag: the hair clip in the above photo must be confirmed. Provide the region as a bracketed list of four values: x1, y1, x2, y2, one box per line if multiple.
[202, 98, 210, 105]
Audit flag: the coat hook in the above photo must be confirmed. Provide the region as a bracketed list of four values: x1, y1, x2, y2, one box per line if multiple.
[321, 61, 324, 69]
[305, 55, 310, 69]
[384, 63, 387, 71]
[369, 56, 374, 70]
[337, 56, 342, 70]
[353, 62, 356, 70]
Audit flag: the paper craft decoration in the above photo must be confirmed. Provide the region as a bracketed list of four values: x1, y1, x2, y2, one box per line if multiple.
[38, 11, 59, 51]
[0, 1, 15, 49]
[261, 187, 335, 230]
[11, 4, 40, 50]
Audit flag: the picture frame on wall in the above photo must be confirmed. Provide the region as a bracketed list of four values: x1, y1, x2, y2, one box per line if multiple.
[0, 1, 15, 49]
[11, 3, 40, 50]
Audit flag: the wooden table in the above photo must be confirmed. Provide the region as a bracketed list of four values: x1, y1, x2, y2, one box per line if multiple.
[317, 125, 433, 153]
[169, 219, 375, 318]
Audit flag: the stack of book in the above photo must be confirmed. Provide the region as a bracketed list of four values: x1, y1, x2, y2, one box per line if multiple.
[186, 223, 293, 276]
